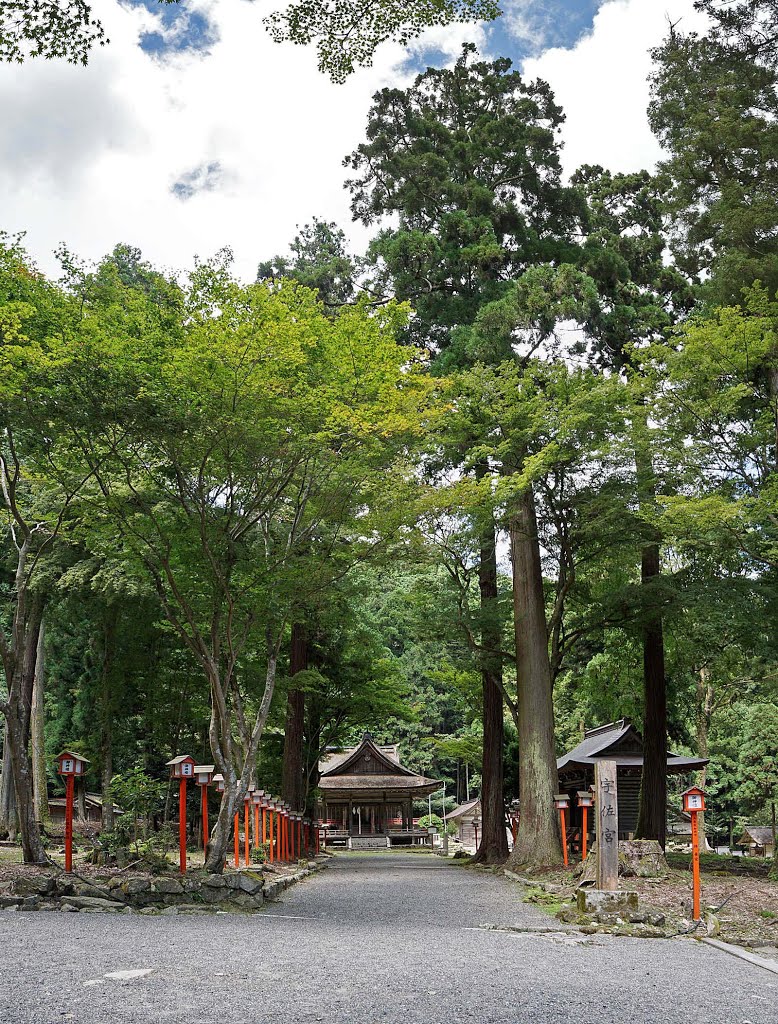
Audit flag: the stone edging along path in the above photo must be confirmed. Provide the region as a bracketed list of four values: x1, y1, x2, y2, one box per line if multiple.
[0, 858, 328, 916]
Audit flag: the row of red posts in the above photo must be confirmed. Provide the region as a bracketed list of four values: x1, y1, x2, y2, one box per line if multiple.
[53, 749, 323, 876]
[167, 755, 323, 874]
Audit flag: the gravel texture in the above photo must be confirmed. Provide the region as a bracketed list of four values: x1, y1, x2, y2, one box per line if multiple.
[0, 851, 776, 1023]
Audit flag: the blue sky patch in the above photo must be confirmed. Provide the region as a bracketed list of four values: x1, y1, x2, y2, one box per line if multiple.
[170, 161, 225, 200]
[121, 0, 219, 57]
[407, 0, 605, 74]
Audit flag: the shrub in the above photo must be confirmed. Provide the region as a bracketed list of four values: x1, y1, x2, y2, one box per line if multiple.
[251, 842, 271, 865]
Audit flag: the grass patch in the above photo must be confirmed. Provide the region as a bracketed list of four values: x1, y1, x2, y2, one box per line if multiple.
[522, 885, 564, 916]
[666, 852, 771, 878]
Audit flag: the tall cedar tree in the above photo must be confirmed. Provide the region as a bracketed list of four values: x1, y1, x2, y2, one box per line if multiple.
[649, 2, 778, 304]
[346, 45, 584, 865]
[572, 167, 692, 845]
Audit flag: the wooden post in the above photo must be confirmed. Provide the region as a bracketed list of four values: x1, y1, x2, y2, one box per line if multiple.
[582, 806, 588, 861]
[233, 812, 239, 868]
[178, 777, 187, 874]
[559, 806, 568, 867]
[268, 809, 274, 864]
[244, 800, 250, 867]
[254, 803, 259, 849]
[691, 808, 701, 920]
[64, 774, 74, 873]
[262, 806, 267, 846]
[595, 760, 619, 891]
[201, 784, 209, 854]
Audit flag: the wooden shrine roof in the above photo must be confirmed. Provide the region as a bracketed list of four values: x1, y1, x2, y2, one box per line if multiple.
[738, 825, 775, 848]
[318, 733, 441, 797]
[446, 798, 481, 821]
[557, 719, 708, 775]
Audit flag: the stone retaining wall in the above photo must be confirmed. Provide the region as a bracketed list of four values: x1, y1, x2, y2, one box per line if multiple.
[0, 859, 325, 915]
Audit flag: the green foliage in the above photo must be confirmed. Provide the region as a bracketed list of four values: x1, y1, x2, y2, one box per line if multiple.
[0, 0, 106, 65]
[265, 1, 501, 83]
[257, 219, 357, 310]
[251, 841, 271, 864]
[417, 813, 455, 836]
[110, 768, 166, 824]
[736, 704, 778, 814]
[346, 44, 584, 362]
[649, 6, 778, 301]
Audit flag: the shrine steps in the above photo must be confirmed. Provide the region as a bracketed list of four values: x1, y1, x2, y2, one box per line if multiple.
[349, 836, 390, 851]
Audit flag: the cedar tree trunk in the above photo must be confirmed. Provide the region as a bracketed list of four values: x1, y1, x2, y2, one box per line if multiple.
[100, 607, 118, 833]
[472, 503, 508, 865]
[281, 622, 307, 811]
[633, 409, 667, 847]
[507, 486, 561, 868]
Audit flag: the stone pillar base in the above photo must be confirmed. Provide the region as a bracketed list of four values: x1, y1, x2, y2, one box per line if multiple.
[577, 889, 639, 914]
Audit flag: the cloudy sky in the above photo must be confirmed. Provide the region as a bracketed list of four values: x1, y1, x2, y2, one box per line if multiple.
[1, 0, 703, 281]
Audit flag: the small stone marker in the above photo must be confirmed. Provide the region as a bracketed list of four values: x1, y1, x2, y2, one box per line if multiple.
[595, 760, 618, 891]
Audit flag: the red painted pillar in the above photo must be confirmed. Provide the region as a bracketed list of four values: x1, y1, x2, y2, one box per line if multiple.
[178, 777, 187, 874]
[234, 812, 240, 868]
[65, 774, 74, 872]
[582, 807, 588, 861]
[201, 784, 209, 854]
[262, 807, 267, 846]
[268, 810, 274, 864]
[254, 804, 259, 849]
[244, 800, 250, 867]
[691, 811, 701, 920]
[559, 807, 568, 867]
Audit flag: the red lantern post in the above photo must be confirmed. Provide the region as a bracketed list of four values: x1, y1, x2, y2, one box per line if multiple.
[166, 755, 195, 874]
[243, 786, 254, 867]
[682, 786, 707, 920]
[577, 790, 593, 861]
[252, 789, 264, 851]
[55, 751, 89, 873]
[267, 800, 275, 863]
[554, 793, 570, 867]
[194, 765, 214, 855]
[281, 804, 288, 861]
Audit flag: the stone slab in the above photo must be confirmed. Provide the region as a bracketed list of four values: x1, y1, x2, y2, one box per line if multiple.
[577, 889, 639, 914]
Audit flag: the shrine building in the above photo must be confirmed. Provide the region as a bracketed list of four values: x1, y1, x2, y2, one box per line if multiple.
[317, 733, 441, 850]
[557, 719, 708, 840]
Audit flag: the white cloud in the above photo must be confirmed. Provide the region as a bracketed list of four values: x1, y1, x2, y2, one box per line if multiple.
[0, 0, 702, 282]
[521, 0, 705, 176]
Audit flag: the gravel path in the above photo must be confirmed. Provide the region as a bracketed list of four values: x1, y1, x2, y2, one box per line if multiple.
[0, 851, 776, 1023]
